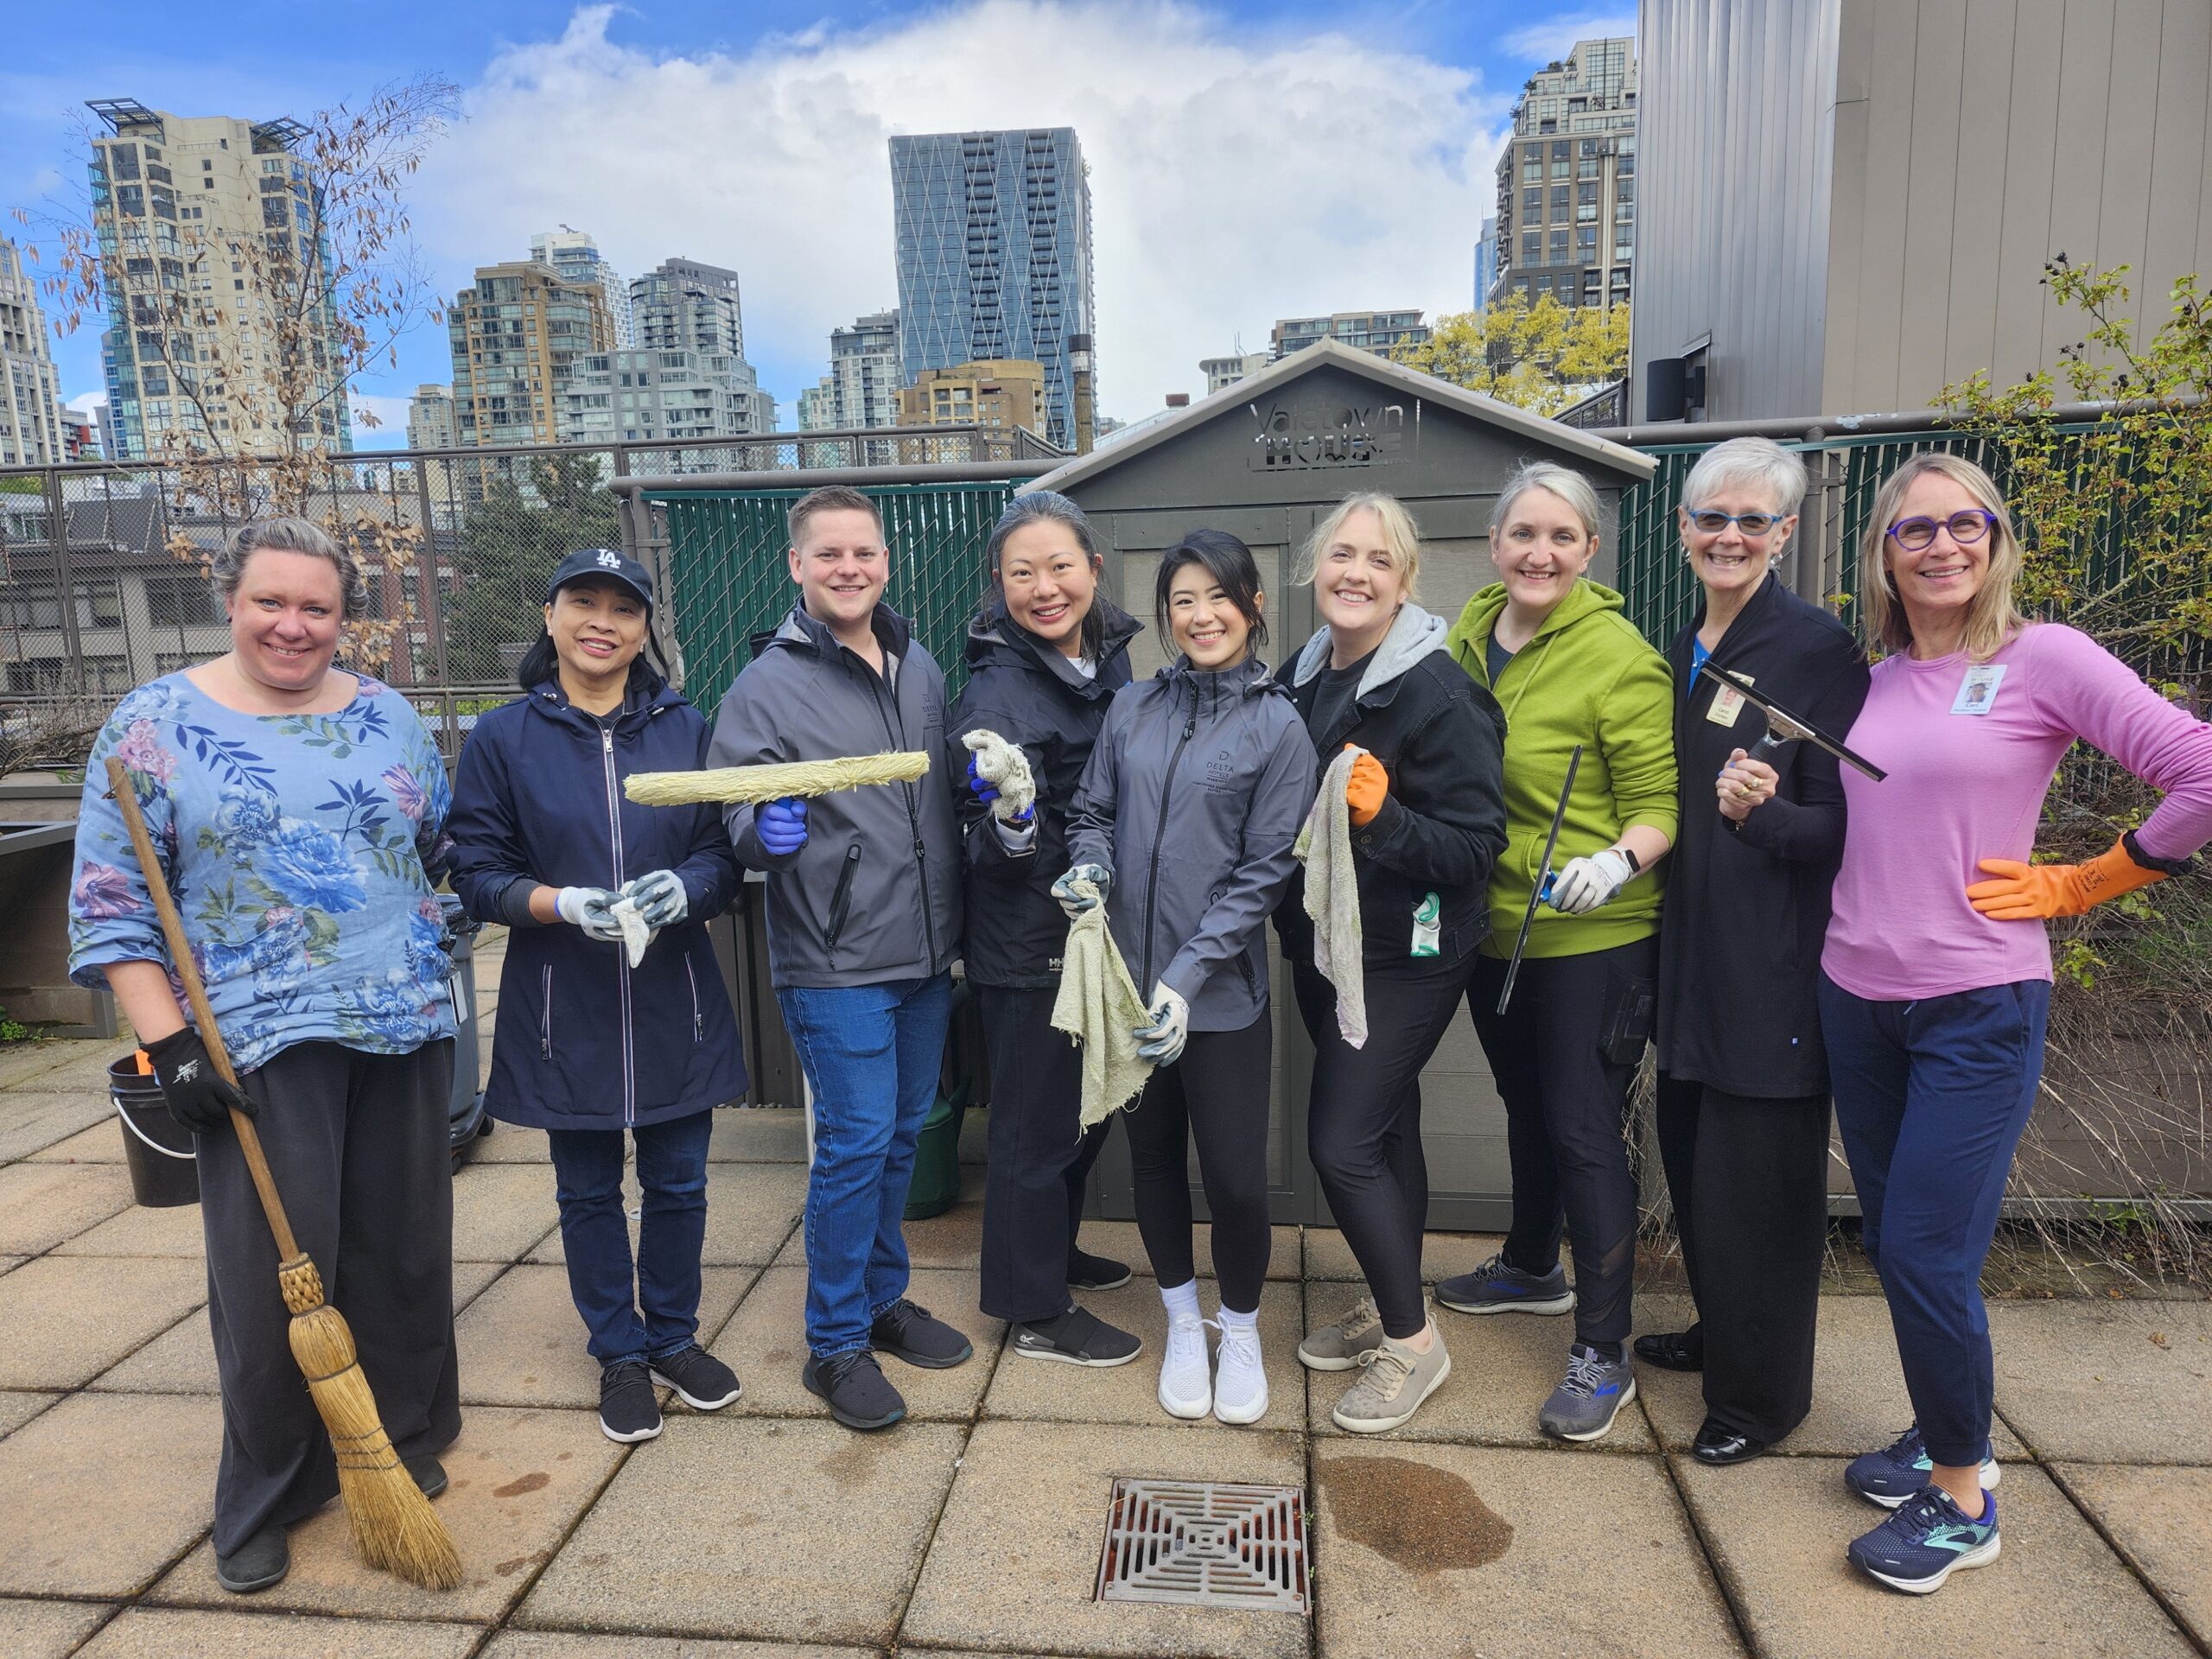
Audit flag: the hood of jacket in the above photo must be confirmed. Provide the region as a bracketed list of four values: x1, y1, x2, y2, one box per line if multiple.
[1447, 577, 1630, 721]
[963, 594, 1143, 700]
[1291, 602, 1450, 702]
[521, 668, 690, 735]
[1153, 648, 1289, 715]
[759, 599, 915, 666]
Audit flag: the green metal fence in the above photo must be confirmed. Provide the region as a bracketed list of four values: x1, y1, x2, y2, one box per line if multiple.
[653, 480, 1038, 715]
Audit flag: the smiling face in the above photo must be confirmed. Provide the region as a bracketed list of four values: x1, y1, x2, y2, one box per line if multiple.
[1681, 486, 1795, 603]
[787, 506, 889, 638]
[227, 549, 344, 694]
[1883, 469, 1991, 624]
[1166, 560, 1257, 670]
[1490, 486, 1595, 614]
[996, 518, 1099, 656]
[546, 576, 648, 688]
[1314, 507, 1408, 646]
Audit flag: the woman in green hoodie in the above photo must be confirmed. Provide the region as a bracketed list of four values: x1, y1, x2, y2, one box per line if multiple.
[1434, 459, 1678, 1445]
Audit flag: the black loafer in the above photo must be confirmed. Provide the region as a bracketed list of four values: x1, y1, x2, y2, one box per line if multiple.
[1012, 1306, 1142, 1367]
[1634, 1329, 1705, 1372]
[869, 1297, 974, 1369]
[803, 1349, 906, 1431]
[1067, 1249, 1132, 1291]
[1692, 1418, 1769, 1465]
[404, 1454, 448, 1499]
[215, 1522, 289, 1594]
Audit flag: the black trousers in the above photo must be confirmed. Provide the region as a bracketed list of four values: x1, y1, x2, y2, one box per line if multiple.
[198, 1039, 461, 1555]
[1122, 1009, 1274, 1312]
[1467, 938, 1656, 1348]
[1294, 955, 1470, 1339]
[1654, 1073, 1831, 1443]
[977, 985, 1113, 1324]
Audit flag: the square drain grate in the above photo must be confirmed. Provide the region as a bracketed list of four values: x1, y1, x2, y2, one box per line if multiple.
[1094, 1477, 1309, 1613]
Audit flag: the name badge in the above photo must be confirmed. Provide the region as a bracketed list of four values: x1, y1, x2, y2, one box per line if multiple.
[1951, 664, 2006, 716]
[1705, 673, 1751, 728]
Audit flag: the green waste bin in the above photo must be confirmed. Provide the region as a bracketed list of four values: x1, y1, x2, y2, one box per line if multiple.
[902, 1077, 973, 1221]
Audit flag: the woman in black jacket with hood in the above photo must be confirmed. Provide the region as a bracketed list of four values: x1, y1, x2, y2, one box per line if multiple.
[948, 492, 1146, 1370]
[1645, 440, 1870, 1465]
[449, 549, 748, 1448]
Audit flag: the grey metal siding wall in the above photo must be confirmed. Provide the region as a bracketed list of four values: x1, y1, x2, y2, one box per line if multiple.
[1631, 0, 1843, 419]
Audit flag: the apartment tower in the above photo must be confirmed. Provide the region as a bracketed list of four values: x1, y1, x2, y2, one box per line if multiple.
[1491, 39, 1638, 312]
[0, 237, 67, 466]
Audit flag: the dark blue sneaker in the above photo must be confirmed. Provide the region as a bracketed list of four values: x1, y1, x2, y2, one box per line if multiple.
[1435, 1252, 1575, 1317]
[1848, 1485, 1999, 1593]
[1537, 1342, 1637, 1442]
[1845, 1424, 2002, 1510]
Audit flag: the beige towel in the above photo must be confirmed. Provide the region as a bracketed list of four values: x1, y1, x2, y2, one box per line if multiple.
[625, 751, 930, 805]
[1048, 874, 1154, 1130]
[608, 894, 652, 967]
[1295, 745, 1367, 1048]
[961, 728, 1036, 819]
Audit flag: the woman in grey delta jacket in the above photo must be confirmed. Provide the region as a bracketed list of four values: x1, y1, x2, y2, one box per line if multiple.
[1064, 529, 1319, 1429]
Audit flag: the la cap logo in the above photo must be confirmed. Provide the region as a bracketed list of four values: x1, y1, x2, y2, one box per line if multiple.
[596, 550, 622, 570]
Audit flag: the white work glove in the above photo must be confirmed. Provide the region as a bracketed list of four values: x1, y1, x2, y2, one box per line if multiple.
[624, 868, 689, 929]
[555, 886, 626, 944]
[1052, 863, 1111, 919]
[1134, 982, 1192, 1066]
[1548, 849, 1636, 915]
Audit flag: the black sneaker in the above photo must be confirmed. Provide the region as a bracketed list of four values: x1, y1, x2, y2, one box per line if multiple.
[1013, 1305, 1143, 1367]
[404, 1454, 448, 1499]
[598, 1357, 664, 1444]
[869, 1298, 974, 1369]
[1067, 1248, 1132, 1291]
[651, 1344, 742, 1410]
[803, 1349, 906, 1430]
[215, 1522, 289, 1594]
[1634, 1328, 1705, 1372]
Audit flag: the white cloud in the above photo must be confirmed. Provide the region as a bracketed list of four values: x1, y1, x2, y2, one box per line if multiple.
[1500, 11, 1638, 65]
[407, 2, 1512, 420]
[349, 391, 415, 449]
[64, 390, 105, 416]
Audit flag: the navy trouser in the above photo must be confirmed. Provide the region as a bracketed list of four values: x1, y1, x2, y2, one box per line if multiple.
[1818, 973, 2050, 1468]
[546, 1107, 715, 1366]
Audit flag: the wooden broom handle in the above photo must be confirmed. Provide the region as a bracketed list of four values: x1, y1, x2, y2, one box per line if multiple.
[105, 756, 302, 1262]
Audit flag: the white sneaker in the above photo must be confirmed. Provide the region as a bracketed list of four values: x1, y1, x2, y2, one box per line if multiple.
[1211, 1316, 1269, 1425]
[1158, 1310, 1212, 1420]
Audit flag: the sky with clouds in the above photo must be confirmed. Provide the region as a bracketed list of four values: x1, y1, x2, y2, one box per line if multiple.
[3, 0, 1636, 447]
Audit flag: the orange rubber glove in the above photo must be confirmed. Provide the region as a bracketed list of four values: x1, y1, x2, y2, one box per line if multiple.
[1345, 747, 1389, 828]
[1967, 834, 2168, 920]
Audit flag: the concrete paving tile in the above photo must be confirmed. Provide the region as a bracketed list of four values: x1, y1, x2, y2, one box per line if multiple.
[901, 1418, 1308, 1659]
[0, 1255, 207, 1389]
[0, 1160, 137, 1253]
[467, 1121, 553, 1164]
[707, 1265, 999, 1422]
[452, 1161, 563, 1263]
[893, 1195, 984, 1271]
[1677, 1455, 2194, 1657]
[0, 1391, 57, 1439]
[151, 1404, 624, 1624]
[0, 1392, 221, 1597]
[0, 1090, 113, 1164]
[0, 1255, 21, 1277]
[533, 1161, 807, 1270]
[1059, 1218, 1302, 1281]
[0, 1044, 129, 1096]
[1312, 1281, 1654, 1452]
[1634, 1292, 2024, 1459]
[516, 1415, 964, 1645]
[709, 1105, 808, 1163]
[483, 1632, 868, 1658]
[1303, 1227, 1505, 1285]
[1988, 1300, 2212, 1464]
[459, 1262, 754, 1408]
[984, 1276, 1302, 1432]
[958, 1101, 988, 1163]
[23, 1121, 126, 1162]
[2058, 1462, 2212, 1648]
[73, 1606, 482, 1658]
[55, 1198, 208, 1258]
[0, 1596, 112, 1658]
[1311, 1440, 1742, 1658]
[453, 1257, 511, 1314]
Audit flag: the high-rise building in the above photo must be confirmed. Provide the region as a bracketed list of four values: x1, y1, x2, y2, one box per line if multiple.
[1474, 216, 1499, 313]
[0, 237, 67, 467]
[891, 129, 1095, 451]
[85, 99, 353, 460]
[60, 409, 104, 462]
[630, 257, 744, 359]
[405, 384, 455, 450]
[1198, 351, 1269, 394]
[1269, 311, 1432, 359]
[897, 359, 1046, 434]
[829, 309, 901, 431]
[796, 379, 836, 433]
[531, 228, 632, 348]
[1492, 37, 1637, 313]
[561, 347, 774, 443]
[447, 259, 614, 447]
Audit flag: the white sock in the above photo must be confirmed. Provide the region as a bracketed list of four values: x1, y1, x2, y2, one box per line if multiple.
[1160, 1278, 1202, 1322]
[1215, 1300, 1258, 1331]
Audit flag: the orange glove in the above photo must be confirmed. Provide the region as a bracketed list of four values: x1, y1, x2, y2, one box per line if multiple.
[1345, 746, 1389, 828]
[1967, 835, 2167, 920]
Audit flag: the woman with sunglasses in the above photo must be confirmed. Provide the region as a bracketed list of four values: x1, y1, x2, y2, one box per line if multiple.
[1643, 439, 1869, 1470]
[1736, 452, 2212, 1594]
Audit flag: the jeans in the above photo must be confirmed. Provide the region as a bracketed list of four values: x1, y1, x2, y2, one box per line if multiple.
[547, 1108, 715, 1367]
[1819, 973, 2050, 1468]
[777, 972, 953, 1357]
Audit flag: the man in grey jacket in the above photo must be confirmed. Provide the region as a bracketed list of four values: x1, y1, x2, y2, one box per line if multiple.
[707, 485, 968, 1431]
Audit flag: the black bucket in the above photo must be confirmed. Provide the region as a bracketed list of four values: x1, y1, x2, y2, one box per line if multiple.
[110, 1054, 200, 1208]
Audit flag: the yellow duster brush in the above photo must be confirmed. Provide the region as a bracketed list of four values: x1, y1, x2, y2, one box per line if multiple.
[625, 750, 931, 805]
[105, 757, 463, 1592]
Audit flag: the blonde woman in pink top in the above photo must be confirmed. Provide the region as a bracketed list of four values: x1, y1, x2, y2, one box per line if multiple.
[1732, 453, 2212, 1595]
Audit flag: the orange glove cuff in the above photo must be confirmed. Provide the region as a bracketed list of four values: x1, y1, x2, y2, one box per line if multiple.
[1346, 750, 1389, 828]
[1967, 835, 2167, 920]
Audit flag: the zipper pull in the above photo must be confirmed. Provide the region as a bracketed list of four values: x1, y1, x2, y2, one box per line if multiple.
[602, 731, 613, 753]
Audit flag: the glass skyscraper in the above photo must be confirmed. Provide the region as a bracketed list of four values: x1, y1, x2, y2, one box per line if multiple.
[890, 129, 1094, 451]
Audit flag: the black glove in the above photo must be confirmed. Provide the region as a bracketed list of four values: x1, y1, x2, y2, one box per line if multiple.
[143, 1025, 254, 1135]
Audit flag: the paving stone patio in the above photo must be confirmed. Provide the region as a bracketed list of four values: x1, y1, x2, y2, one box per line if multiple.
[0, 931, 2205, 1656]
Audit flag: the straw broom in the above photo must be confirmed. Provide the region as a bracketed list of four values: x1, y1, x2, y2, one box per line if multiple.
[105, 756, 463, 1592]
[625, 749, 929, 806]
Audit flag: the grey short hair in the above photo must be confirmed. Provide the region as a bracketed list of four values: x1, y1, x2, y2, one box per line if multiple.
[1681, 436, 1808, 518]
[1490, 460, 1603, 541]
[208, 518, 371, 621]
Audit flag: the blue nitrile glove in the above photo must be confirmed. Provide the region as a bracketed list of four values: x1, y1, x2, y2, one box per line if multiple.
[967, 755, 1034, 824]
[1052, 862, 1111, 919]
[756, 797, 809, 858]
[556, 885, 626, 943]
[1134, 982, 1192, 1066]
[625, 868, 688, 929]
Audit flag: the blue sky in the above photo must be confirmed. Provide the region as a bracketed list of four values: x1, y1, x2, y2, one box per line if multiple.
[3, 1, 1635, 443]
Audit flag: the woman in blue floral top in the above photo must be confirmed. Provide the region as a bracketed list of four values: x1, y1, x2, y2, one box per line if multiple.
[69, 518, 461, 1596]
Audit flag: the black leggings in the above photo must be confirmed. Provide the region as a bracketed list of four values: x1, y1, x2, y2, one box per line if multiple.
[1122, 1008, 1274, 1313]
[1467, 937, 1657, 1348]
[1294, 955, 1470, 1339]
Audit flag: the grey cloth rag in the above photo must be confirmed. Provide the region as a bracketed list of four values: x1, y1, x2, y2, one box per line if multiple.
[1048, 874, 1155, 1130]
[1294, 745, 1367, 1048]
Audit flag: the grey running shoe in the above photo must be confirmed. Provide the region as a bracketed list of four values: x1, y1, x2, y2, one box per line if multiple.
[1298, 1294, 1385, 1371]
[1332, 1328, 1452, 1434]
[1435, 1252, 1575, 1317]
[1539, 1342, 1637, 1442]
